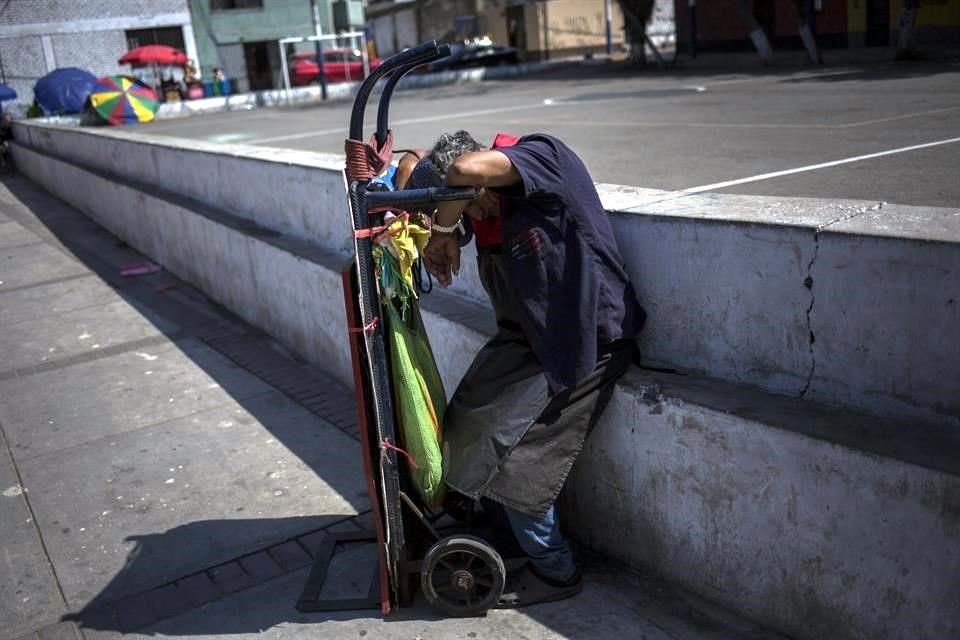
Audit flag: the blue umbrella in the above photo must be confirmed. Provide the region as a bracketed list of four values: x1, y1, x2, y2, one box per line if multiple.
[0, 83, 16, 102]
[34, 67, 97, 114]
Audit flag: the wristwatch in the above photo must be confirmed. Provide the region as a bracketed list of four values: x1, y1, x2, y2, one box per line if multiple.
[431, 214, 464, 235]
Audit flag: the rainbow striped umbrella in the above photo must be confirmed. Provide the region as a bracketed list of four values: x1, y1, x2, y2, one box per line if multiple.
[89, 75, 159, 125]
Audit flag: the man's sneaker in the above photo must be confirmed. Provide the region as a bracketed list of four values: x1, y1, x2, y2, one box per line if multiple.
[496, 565, 583, 608]
[530, 565, 582, 589]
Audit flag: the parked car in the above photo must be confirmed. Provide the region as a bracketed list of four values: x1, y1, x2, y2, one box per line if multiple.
[425, 40, 519, 72]
[290, 48, 381, 85]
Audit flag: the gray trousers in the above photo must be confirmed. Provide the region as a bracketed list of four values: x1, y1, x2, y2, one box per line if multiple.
[442, 249, 633, 517]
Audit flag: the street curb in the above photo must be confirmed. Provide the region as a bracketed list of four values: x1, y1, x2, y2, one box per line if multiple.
[154, 56, 595, 120]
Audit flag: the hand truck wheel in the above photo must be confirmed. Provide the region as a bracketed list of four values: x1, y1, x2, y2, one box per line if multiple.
[420, 534, 506, 617]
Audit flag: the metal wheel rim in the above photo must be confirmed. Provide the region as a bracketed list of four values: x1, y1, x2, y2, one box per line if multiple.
[427, 549, 499, 610]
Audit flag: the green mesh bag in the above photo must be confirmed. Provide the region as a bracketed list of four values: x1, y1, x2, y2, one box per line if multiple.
[375, 239, 447, 507]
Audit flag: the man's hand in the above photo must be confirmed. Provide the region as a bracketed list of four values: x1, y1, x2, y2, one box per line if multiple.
[423, 233, 461, 287]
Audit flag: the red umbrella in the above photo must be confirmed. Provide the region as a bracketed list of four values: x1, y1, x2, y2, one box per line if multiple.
[118, 45, 188, 67]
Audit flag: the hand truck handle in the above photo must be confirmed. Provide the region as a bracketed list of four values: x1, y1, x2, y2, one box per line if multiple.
[349, 41, 451, 144]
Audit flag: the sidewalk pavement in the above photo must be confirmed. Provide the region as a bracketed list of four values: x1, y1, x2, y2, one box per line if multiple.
[0, 173, 785, 640]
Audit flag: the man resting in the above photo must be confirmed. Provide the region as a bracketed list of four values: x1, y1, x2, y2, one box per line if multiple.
[413, 130, 645, 600]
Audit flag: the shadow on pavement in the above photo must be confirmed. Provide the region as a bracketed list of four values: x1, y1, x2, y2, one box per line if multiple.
[1, 176, 371, 629]
[60, 516, 348, 632]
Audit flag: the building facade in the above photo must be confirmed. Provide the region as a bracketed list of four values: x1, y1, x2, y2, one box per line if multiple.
[187, 0, 365, 94]
[366, 0, 626, 61]
[0, 0, 197, 109]
[673, 0, 960, 53]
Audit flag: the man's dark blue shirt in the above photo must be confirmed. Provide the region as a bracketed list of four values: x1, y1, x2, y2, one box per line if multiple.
[494, 134, 645, 392]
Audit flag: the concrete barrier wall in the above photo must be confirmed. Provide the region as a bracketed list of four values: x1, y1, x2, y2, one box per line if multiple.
[564, 369, 960, 640]
[13, 123, 351, 255]
[15, 121, 959, 426]
[12, 138, 960, 640]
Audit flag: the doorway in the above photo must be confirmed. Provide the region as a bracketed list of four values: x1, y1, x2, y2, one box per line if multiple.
[243, 41, 273, 91]
[866, 0, 890, 46]
[506, 5, 527, 58]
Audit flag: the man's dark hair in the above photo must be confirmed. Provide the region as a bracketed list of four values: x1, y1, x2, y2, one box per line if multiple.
[409, 130, 482, 189]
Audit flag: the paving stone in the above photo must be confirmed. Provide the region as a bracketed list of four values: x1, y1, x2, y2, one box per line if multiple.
[266, 540, 312, 572]
[248, 359, 295, 376]
[327, 518, 364, 536]
[351, 512, 376, 533]
[174, 573, 221, 607]
[17, 388, 364, 609]
[261, 368, 313, 388]
[207, 562, 254, 594]
[238, 550, 284, 582]
[0, 242, 86, 290]
[0, 298, 176, 373]
[142, 584, 192, 621]
[0, 276, 115, 332]
[12, 634, 39, 640]
[37, 621, 80, 640]
[73, 608, 121, 640]
[0, 446, 66, 636]
[111, 595, 156, 633]
[284, 383, 331, 399]
[237, 358, 285, 375]
[293, 389, 334, 404]
[1, 338, 273, 458]
[297, 530, 330, 559]
[316, 544, 379, 600]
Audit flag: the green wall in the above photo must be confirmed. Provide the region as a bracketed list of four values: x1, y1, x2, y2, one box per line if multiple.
[189, 0, 335, 77]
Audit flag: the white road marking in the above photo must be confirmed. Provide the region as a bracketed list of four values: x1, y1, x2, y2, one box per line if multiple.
[247, 101, 560, 144]
[833, 105, 960, 128]
[209, 133, 254, 143]
[680, 136, 960, 195]
[247, 86, 710, 145]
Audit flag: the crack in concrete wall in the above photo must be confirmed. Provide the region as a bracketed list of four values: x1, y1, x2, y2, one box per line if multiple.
[799, 202, 887, 398]
[799, 233, 819, 398]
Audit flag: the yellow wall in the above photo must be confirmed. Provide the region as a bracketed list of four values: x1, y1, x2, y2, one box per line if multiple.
[478, 0, 624, 60]
[917, 0, 960, 26]
[543, 0, 625, 51]
[890, 0, 960, 28]
[848, 0, 867, 33]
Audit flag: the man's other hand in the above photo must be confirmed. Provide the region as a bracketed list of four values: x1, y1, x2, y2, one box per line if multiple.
[423, 234, 461, 287]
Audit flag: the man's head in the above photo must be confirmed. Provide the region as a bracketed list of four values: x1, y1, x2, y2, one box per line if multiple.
[409, 130, 499, 220]
[409, 130, 481, 189]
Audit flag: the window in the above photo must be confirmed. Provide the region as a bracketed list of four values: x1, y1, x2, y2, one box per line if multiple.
[125, 27, 186, 51]
[210, 0, 263, 10]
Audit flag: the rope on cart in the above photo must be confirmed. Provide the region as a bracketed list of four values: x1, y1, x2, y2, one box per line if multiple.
[381, 439, 418, 469]
[353, 212, 411, 242]
[344, 131, 394, 181]
[349, 316, 379, 333]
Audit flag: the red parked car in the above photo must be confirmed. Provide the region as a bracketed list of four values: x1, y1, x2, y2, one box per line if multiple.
[290, 48, 381, 85]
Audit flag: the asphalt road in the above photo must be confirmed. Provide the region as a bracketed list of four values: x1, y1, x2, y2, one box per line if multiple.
[146, 59, 960, 208]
